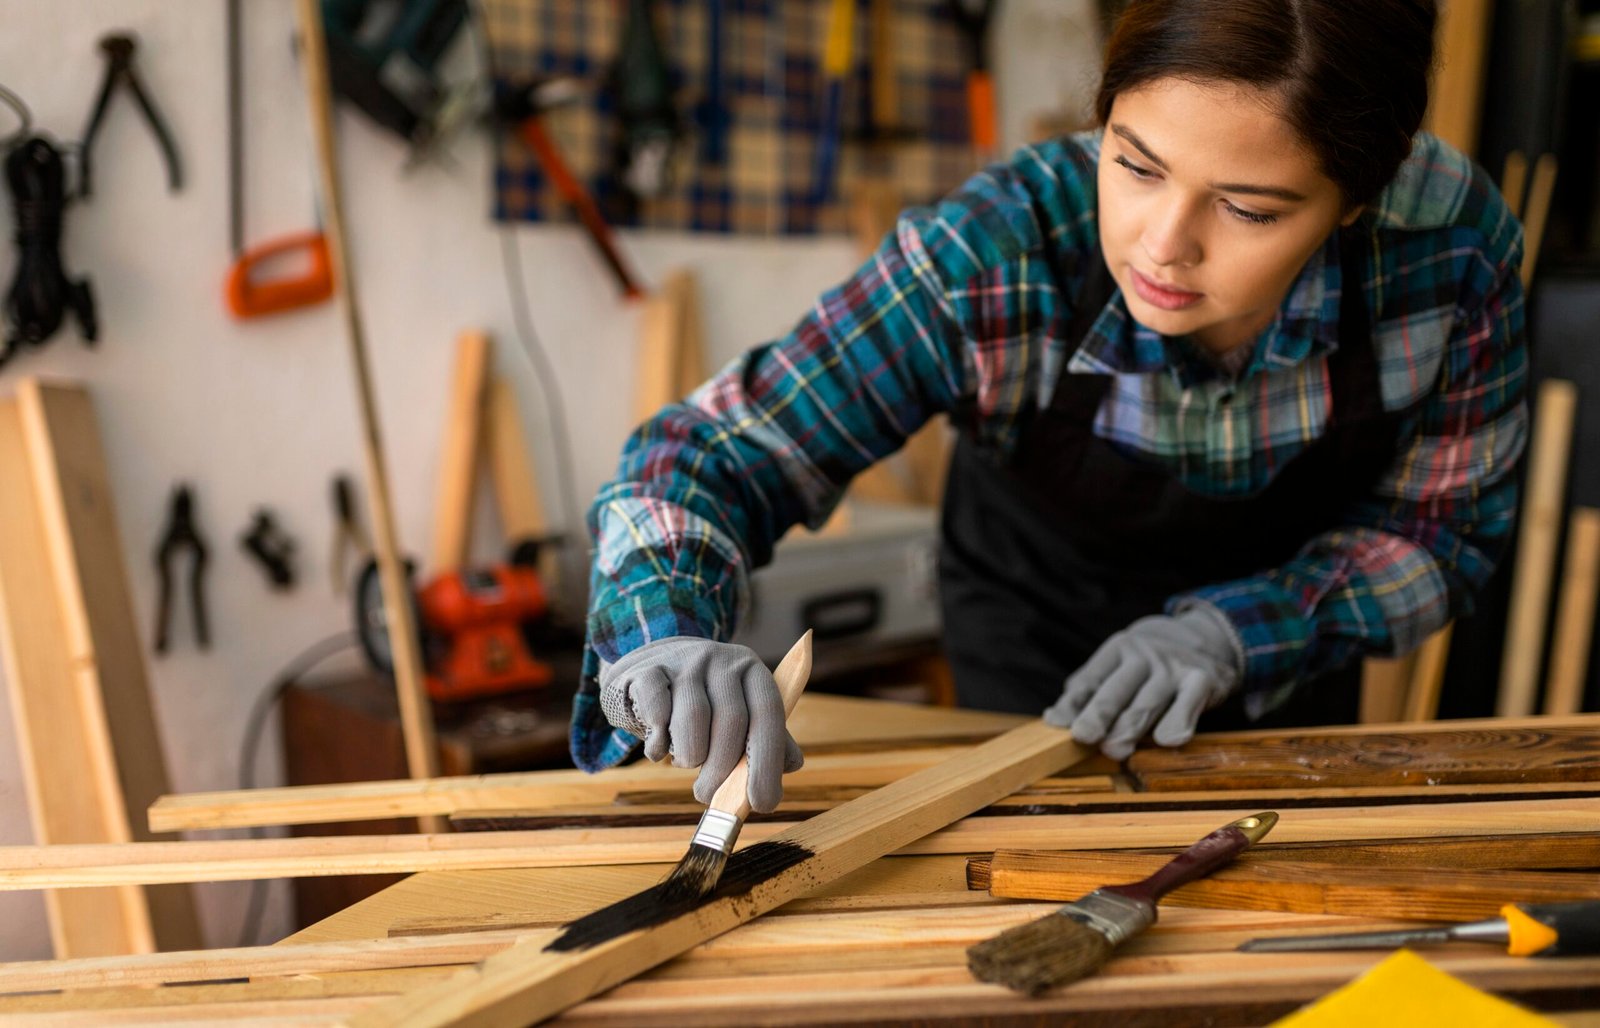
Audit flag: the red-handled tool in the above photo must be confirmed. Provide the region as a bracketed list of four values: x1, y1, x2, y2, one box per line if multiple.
[498, 79, 644, 300]
[947, 0, 999, 158]
[224, 0, 333, 319]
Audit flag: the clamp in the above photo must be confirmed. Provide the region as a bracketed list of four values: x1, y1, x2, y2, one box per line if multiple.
[80, 32, 183, 198]
[330, 474, 371, 594]
[154, 485, 209, 653]
[241, 509, 296, 590]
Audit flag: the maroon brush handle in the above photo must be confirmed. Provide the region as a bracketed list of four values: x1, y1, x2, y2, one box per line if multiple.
[1099, 825, 1251, 906]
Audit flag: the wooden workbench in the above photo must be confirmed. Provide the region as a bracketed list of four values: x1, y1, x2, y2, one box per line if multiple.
[5, 695, 1600, 1025]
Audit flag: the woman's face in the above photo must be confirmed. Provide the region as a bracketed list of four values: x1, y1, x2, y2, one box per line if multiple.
[1097, 77, 1358, 354]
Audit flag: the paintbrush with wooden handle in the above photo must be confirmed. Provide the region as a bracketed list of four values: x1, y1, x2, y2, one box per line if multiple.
[656, 631, 813, 904]
[968, 811, 1278, 994]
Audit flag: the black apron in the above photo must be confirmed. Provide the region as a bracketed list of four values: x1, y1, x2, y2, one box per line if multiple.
[939, 228, 1403, 730]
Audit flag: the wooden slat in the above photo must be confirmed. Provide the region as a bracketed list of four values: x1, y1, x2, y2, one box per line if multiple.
[1402, 623, 1453, 722]
[1546, 507, 1600, 715]
[18, 382, 203, 951]
[42, 798, 1600, 889]
[342, 721, 1090, 1027]
[147, 742, 985, 834]
[1499, 378, 1579, 715]
[430, 330, 491, 573]
[977, 850, 1600, 922]
[148, 694, 1031, 833]
[1423, 0, 1492, 155]
[1127, 724, 1600, 790]
[0, 397, 152, 957]
[1358, 654, 1414, 724]
[483, 376, 560, 595]
[1522, 153, 1559, 288]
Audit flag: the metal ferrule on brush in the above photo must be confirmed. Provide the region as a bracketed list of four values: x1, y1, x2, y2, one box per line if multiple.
[1061, 889, 1157, 947]
[689, 808, 743, 855]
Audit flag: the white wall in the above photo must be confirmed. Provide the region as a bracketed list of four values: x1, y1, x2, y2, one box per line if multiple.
[0, 0, 1099, 956]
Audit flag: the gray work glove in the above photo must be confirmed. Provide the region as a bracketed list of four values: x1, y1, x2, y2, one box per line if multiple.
[1043, 605, 1244, 760]
[598, 637, 804, 812]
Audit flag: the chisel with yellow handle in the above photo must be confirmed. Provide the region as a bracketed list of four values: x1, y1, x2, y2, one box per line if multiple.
[1239, 899, 1600, 957]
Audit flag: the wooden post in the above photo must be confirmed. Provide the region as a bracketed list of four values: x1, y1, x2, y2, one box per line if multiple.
[1498, 379, 1578, 716]
[1423, 0, 1492, 156]
[294, 0, 443, 819]
[1544, 507, 1600, 715]
[430, 331, 491, 574]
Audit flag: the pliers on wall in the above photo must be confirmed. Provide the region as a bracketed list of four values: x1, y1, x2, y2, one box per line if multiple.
[80, 32, 182, 198]
[154, 485, 209, 653]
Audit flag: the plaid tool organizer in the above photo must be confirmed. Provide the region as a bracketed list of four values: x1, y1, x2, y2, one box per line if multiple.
[486, 0, 981, 235]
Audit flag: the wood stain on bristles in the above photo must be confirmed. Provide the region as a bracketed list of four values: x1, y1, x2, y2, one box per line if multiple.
[967, 912, 1114, 994]
[544, 840, 815, 952]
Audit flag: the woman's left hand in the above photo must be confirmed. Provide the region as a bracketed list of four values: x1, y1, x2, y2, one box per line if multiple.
[1043, 605, 1244, 759]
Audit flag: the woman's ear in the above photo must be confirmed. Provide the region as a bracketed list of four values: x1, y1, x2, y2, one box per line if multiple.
[1340, 204, 1367, 227]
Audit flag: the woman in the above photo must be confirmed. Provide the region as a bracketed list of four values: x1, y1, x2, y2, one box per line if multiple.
[572, 0, 1528, 813]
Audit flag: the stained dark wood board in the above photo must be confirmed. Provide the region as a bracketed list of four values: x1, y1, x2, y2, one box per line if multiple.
[1127, 726, 1600, 790]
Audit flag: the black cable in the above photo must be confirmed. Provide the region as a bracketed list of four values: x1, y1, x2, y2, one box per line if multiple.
[465, 1, 587, 596]
[234, 632, 358, 948]
[0, 83, 31, 149]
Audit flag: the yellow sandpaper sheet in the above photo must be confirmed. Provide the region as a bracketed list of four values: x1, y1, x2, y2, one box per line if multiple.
[1273, 950, 1557, 1027]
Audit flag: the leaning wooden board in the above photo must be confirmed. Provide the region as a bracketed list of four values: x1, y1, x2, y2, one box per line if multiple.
[7, 700, 1600, 1024]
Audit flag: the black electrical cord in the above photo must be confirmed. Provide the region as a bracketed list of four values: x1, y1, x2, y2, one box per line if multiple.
[233, 632, 358, 948]
[465, 1, 587, 598]
[0, 83, 31, 149]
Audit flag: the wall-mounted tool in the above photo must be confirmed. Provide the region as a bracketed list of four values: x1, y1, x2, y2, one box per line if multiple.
[320, 0, 468, 152]
[330, 473, 371, 594]
[225, 0, 332, 319]
[607, 0, 681, 214]
[497, 79, 645, 299]
[810, 0, 856, 208]
[947, 0, 999, 159]
[1240, 900, 1600, 958]
[240, 509, 296, 590]
[154, 485, 209, 653]
[80, 33, 182, 198]
[3, 136, 96, 365]
[693, 0, 730, 167]
[355, 559, 554, 703]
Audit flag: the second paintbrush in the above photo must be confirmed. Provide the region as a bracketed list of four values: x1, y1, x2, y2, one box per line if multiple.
[968, 811, 1279, 994]
[656, 631, 814, 904]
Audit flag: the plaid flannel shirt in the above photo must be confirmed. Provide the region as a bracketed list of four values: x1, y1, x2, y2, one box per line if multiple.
[572, 129, 1529, 771]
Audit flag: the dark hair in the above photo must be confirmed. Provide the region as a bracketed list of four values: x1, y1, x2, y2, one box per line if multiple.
[1094, 0, 1437, 209]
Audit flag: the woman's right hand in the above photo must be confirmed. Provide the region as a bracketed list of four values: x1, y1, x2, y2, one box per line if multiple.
[598, 637, 804, 812]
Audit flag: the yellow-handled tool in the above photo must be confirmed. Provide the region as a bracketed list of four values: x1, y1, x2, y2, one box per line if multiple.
[1239, 899, 1600, 957]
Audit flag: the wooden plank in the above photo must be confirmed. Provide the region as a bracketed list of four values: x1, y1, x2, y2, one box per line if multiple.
[18, 381, 202, 952]
[0, 931, 521, 994]
[1522, 153, 1559, 288]
[1499, 378, 1579, 715]
[430, 330, 491, 573]
[38, 797, 1600, 889]
[483, 376, 561, 595]
[634, 269, 703, 424]
[147, 742, 985, 833]
[1358, 654, 1413, 724]
[977, 850, 1600, 922]
[1546, 507, 1600, 715]
[1127, 723, 1600, 790]
[1423, 0, 1492, 155]
[0, 397, 152, 957]
[1402, 623, 1453, 721]
[342, 720, 1090, 1027]
[971, 833, 1600, 881]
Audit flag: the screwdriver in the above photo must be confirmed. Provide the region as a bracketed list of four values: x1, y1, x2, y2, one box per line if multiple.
[1238, 900, 1600, 957]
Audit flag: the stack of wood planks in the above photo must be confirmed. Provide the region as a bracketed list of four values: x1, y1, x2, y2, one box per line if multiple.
[1, 695, 1599, 1024]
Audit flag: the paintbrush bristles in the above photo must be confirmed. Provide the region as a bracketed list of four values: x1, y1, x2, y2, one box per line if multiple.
[654, 843, 731, 905]
[967, 912, 1114, 995]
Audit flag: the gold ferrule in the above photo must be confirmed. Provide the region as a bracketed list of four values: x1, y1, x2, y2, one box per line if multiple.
[1228, 812, 1279, 846]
